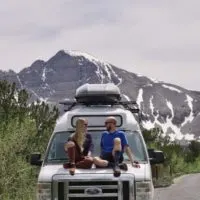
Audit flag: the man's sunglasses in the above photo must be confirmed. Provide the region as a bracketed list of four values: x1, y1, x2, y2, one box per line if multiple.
[105, 121, 114, 125]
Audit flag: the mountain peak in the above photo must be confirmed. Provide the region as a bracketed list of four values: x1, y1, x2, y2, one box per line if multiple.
[64, 50, 104, 64]
[1, 50, 200, 140]
[55, 50, 67, 57]
[31, 60, 45, 67]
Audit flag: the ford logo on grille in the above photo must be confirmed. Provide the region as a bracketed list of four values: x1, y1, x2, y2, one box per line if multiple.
[85, 187, 102, 195]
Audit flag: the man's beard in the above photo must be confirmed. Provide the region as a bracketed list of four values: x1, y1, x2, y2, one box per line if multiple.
[106, 126, 112, 131]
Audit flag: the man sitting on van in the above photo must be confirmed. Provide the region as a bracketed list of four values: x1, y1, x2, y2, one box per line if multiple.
[93, 116, 140, 177]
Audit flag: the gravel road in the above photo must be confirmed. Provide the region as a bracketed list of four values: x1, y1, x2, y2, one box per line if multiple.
[154, 174, 200, 200]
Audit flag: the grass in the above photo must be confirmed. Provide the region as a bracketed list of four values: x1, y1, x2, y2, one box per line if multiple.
[152, 158, 200, 188]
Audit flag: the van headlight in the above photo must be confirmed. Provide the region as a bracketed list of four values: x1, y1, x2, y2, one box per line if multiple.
[136, 181, 153, 200]
[37, 182, 51, 200]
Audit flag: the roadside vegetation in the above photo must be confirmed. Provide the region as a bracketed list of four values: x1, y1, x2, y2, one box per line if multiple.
[0, 80, 59, 200]
[142, 128, 200, 187]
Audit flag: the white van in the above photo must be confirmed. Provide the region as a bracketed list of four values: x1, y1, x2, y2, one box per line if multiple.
[30, 83, 164, 200]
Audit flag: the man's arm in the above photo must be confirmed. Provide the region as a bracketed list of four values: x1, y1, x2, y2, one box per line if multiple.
[124, 145, 140, 168]
[120, 131, 140, 168]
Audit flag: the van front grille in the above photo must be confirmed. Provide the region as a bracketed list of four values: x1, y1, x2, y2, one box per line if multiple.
[67, 181, 118, 200]
[53, 174, 134, 200]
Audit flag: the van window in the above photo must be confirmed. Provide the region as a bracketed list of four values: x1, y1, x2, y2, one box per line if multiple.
[46, 131, 147, 163]
[71, 115, 123, 128]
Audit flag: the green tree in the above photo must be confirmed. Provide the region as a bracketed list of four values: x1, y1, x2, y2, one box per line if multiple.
[0, 81, 17, 123]
[0, 80, 60, 199]
[30, 100, 59, 135]
[187, 140, 200, 162]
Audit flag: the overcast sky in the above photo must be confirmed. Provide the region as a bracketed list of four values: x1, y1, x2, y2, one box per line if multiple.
[0, 0, 200, 90]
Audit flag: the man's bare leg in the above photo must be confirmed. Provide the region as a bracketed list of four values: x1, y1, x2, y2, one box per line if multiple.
[94, 138, 125, 176]
[112, 138, 122, 177]
[112, 137, 122, 154]
[64, 141, 76, 175]
[93, 157, 109, 167]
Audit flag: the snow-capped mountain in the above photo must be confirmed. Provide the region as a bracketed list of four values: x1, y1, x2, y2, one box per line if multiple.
[1, 50, 200, 141]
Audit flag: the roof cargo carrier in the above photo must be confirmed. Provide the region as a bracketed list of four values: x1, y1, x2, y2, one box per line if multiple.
[75, 83, 121, 104]
[59, 83, 140, 114]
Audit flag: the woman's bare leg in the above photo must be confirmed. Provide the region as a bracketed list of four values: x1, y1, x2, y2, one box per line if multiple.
[76, 157, 94, 169]
[64, 141, 76, 175]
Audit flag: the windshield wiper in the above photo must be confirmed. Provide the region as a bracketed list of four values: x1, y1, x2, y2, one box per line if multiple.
[124, 158, 147, 163]
[48, 158, 68, 161]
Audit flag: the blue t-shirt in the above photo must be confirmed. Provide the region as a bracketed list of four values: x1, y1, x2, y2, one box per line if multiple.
[100, 130, 128, 154]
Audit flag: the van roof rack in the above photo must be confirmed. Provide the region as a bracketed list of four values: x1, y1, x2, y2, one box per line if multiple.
[60, 84, 139, 114]
[59, 100, 140, 113]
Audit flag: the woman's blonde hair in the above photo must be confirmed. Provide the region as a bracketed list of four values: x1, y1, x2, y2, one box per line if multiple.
[71, 118, 87, 150]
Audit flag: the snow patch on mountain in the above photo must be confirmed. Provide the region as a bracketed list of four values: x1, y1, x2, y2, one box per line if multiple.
[123, 94, 131, 101]
[42, 67, 47, 82]
[184, 134, 195, 141]
[66, 50, 103, 66]
[142, 120, 155, 130]
[39, 67, 56, 96]
[136, 73, 143, 77]
[86, 77, 91, 83]
[149, 96, 155, 115]
[163, 115, 183, 140]
[142, 93, 196, 141]
[142, 115, 196, 141]
[140, 94, 196, 141]
[162, 84, 182, 93]
[142, 97, 195, 141]
[144, 83, 153, 87]
[142, 114, 184, 141]
[29, 89, 41, 99]
[142, 93, 195, 141]
[136, 73, 160, 83]
[182, 95, 194, 126]
[166, 100, 174, 118]
[149, 77, 160, 83]
[24, 69, 32, 74]
[17, 75, 23, 88]
[137, 89, 143, 109]
[106, 65, 122, 86]
[104, 65, 112, 81]
[95, 66, 105, 83]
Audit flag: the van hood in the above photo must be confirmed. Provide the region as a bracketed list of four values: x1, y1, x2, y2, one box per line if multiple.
[38, 163, 151, 182]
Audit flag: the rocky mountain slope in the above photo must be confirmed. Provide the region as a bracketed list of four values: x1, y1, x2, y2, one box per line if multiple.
[1, 50, 200, 141]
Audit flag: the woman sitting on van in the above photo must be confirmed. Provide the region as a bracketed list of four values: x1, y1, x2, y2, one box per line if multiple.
[63, 118, 94, 175]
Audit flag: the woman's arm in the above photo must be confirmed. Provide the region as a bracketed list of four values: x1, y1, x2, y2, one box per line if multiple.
[84, 133, 94, 156]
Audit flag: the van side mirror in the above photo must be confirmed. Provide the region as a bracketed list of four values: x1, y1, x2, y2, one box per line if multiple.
[148, 149, 165, 165]
[30, 153, 43, 166]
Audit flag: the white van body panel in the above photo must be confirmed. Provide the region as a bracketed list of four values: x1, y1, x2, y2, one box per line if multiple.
[54, 106, 141, 132]
[37, 84, 154, 200]
[38, 164, 150, 183]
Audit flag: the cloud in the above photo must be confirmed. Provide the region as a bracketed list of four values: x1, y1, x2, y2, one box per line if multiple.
[0, 0, 200, 90]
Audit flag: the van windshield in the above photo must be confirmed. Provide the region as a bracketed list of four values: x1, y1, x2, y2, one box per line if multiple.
[46, 130, 147, 163]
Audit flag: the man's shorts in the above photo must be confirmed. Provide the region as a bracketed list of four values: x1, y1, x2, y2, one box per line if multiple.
[100, 152, 124, 163]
